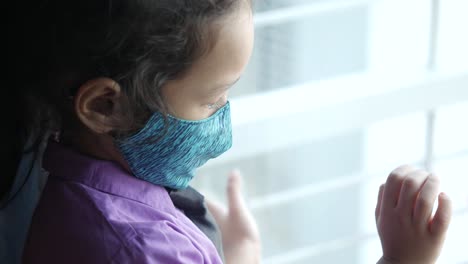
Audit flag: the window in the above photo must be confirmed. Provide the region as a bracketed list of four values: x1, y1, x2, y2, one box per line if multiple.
[192, 0, 468, 263]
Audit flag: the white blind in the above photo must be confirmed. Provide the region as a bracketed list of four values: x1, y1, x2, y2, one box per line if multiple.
[192, 0, 468, 263]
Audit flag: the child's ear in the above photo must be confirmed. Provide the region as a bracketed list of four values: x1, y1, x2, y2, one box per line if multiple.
[74, 77, 122, 134]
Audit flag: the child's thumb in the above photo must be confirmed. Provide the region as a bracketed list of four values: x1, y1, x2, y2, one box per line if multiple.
[431, 192, 452, 236]
[227, 169, 247, 215]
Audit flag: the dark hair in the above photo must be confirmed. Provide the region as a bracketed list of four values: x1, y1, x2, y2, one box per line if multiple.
[1, 0, 248, 201]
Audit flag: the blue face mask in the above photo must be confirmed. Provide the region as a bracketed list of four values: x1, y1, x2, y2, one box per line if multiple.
[116, 102, 232, 189]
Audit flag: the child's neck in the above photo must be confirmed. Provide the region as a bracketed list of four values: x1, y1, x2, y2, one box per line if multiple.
[60, 128, 132, 174]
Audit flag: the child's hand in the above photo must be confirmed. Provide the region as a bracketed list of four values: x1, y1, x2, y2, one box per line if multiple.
[375, 165, 452, 264]
[206, 170, 261, 264]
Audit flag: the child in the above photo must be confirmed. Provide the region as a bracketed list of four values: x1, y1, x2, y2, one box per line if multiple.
[1, 0, 452, 263]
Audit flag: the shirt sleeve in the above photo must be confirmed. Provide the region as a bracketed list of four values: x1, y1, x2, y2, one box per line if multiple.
[111, 220, 212, 264]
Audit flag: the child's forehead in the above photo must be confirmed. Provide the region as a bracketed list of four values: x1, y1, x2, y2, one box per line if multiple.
[183, 6, 254, 91]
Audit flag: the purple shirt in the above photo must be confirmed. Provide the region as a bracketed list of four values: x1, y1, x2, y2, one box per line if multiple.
[23, 142, 223, 264]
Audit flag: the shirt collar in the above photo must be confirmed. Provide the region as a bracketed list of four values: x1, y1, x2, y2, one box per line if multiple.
[43, 141, 176, 212]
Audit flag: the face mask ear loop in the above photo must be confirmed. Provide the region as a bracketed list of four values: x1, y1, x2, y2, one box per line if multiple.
[207, 103, 222, 110]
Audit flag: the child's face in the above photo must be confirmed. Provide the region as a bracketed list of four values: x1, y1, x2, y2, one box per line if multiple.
[162, 2, 254, 120]
[70, 2, 253, 170]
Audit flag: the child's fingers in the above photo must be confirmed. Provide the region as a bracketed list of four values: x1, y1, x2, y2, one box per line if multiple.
[382, 165, 413, 212]
[413, 174, 440, 226]
[397, 170, 428, 215]
[206, 198, 227, 223]
[375, 184, 385, 222]
[430, 192, 452, 236]
[227, 169, 247, 216]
